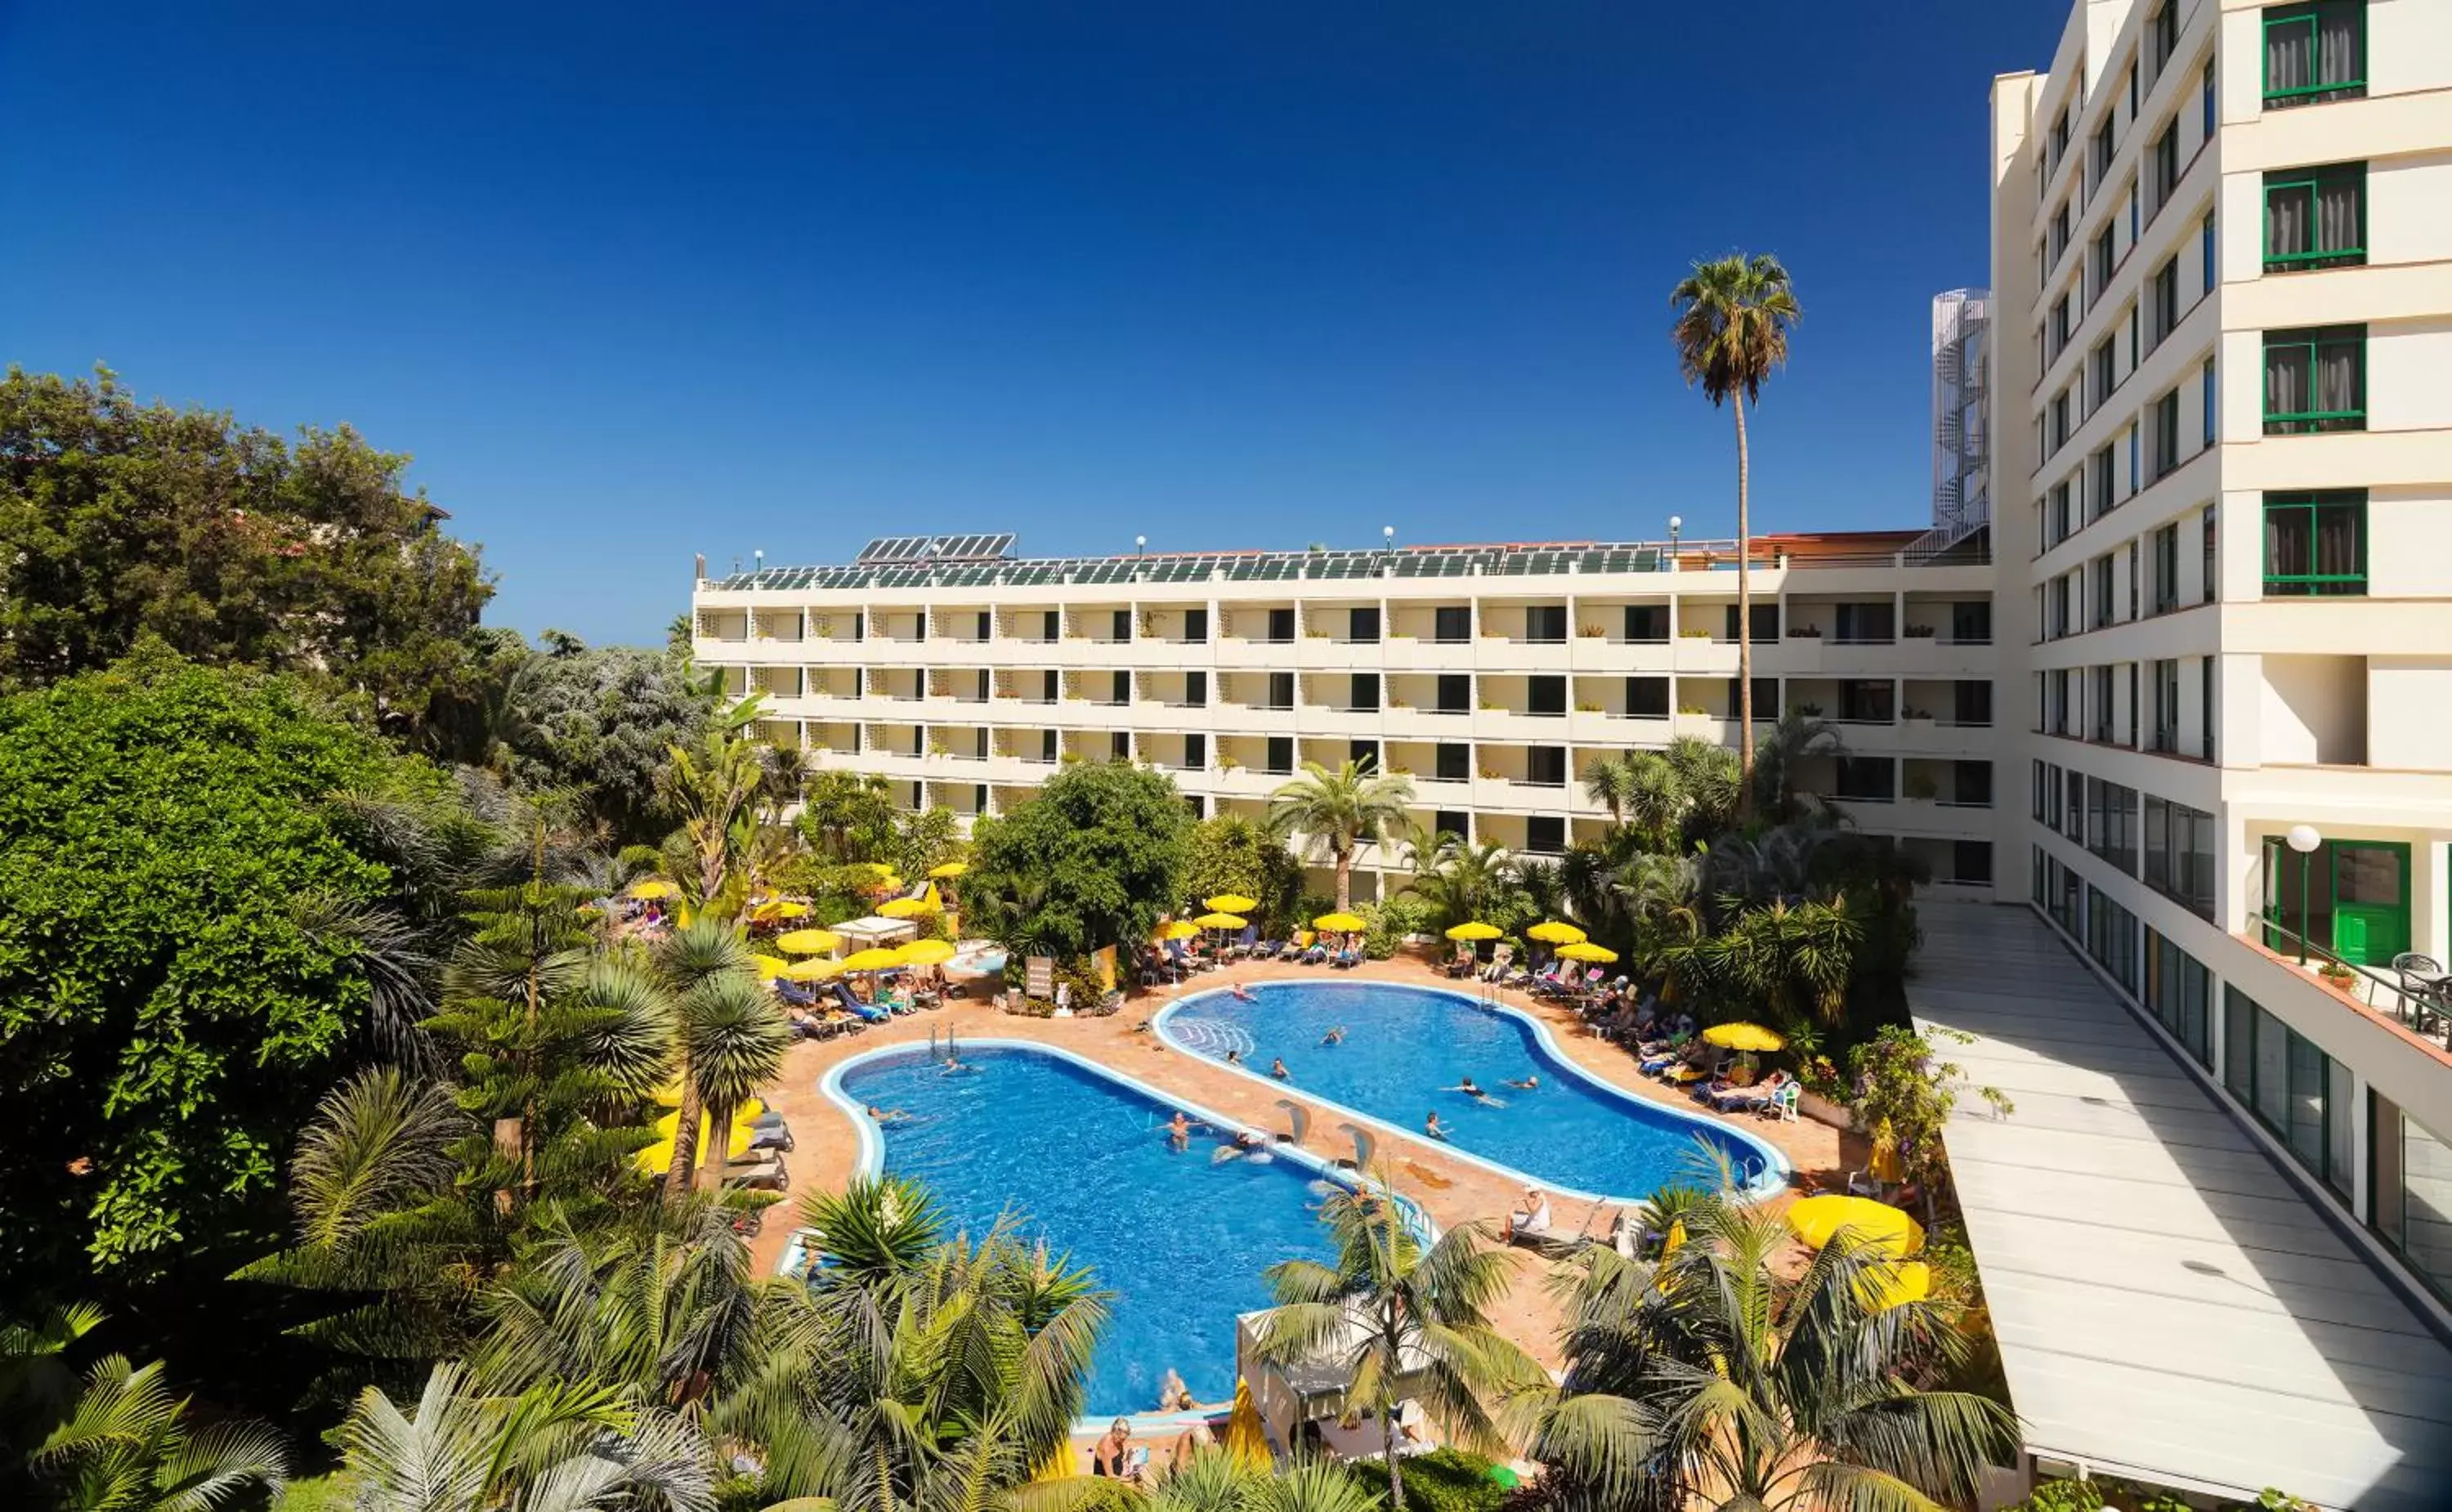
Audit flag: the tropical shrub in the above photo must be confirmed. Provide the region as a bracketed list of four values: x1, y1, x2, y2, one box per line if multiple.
[966, 761, 1192, 960]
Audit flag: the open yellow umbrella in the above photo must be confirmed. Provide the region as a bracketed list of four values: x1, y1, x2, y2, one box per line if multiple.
[768, 900, 810, 919]
[1785, 1195, 1925, 1257]
[782, 956, 846, 982]
[750, 955, 789, 979]
[841, 946, 904, 973]
[928, 861, 969, 880]
[629, 879, 676, 900]
[1155, 919, 1199, 942]
[1221, 1379, 1269, 1469]
[1557, 941, 1618, 964]
[1869, 1117, 1904, 1185]
[1702, 1022, 1785, 1053]
[1857, 1259, 1931, 1312]
[1195, 912, 1250, 931]
[897, 938, 956, 967]
[776, 928, 841, 955]
[1206, 893, 1260, 915]
[1445, 921, 1501, 942]
[1528, 920, 1586, 945]
[879, 897, 938, 919]
[1313, 911, 1366, 933]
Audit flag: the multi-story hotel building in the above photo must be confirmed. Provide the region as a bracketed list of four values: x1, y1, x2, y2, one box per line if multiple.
[691, 529, 2000, 901]
[1988, 0, 2452, 1400]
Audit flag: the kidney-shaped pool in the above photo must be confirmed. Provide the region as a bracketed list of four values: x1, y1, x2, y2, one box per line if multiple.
[1155, 979, 1788, 1203]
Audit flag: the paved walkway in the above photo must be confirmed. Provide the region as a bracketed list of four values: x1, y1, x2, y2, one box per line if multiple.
[1913, 903, 2452, 1512]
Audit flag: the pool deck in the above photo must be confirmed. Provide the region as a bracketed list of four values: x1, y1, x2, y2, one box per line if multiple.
[749, 951, 1853, 1452]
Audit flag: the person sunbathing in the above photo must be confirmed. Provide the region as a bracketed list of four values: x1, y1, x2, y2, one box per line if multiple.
[1502, 1187, 1552, 1241]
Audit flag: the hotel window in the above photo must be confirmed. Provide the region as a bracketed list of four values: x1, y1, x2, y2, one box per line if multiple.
[1111, 609, 1131, 642]
[1183, 732, 1206, 770]
[1350, 606, 1381, 644]
[2200, 658, 2217, 759]
[1625, 676, 1669, 719]
[1953, 841, 1994, 886]
[2262, 1, 2365, 108]
[2263, 325, 2365, 433]
[1724, 676, 1778, 721]
[2126, 424, 2141, 499]
[1434, 742, 1469, 781]
[1623, 604, 1668, 642]
[2128, 61, 2139, 119]
[1268, 671, 1295, 710]
[2149, 660, 2180, 751]
[2141, 794, 2216, 919]
[1837, 679, 1895, 725]
[1953, 679, 1993, 727]
[2262, 490, 2366, 596]
[1433, 605, 1470, 643]
[2369, 1094, 2452, 1306]
[2150, 1, 2178, 75]
[2033, 759, 2052, 823]
[2203, 508, 2217, 603]
[2048, 575, 2071, 638]
[1951, 599, 1991, 644]
[1725, 603, 1779, 643]
[1433, 808, 1470, 844]
[1525, 605, 1565, 643]
[2050, 388, 2070, 454]
[1108, 731, 1129, 762]
[2090, 226, 2115, 304]
[1183, 607, 1206, 643]
[2092, 119, 2115, 186]
[2151, 123, 2179, 213]
[1528, 674, 1566, 717]
[1350, 673, 1380, 713]
[1039, 729, 1058, 763]
[2263, 162, 2365, 271]
[2200, 215, 2215, 296]
[1953, 761, 1993, 808]
[2151, 389, 2180, 481]
[1526, 816, 1565, 856]
[1834, 757, 1895, 803]
[1435, 673, 1470, 714]
[2090, 666, 2115, 744]
[2149, 258, 2178, 347]
[1267, 606, 1295, 642]
[1040, 610, 1059, 641]
[2051, 481, 2073, 545]
[2151, 525, 2180, 613]
[2226, 986, 2354, 1197]
[2088, 338, 2114, 409]
[2052, 106, 2072, 167]
[2128, 179, 2140, 244]
[2202, 62, 2216, 139]
[2088, 445, 2115, 521]
[2089, 555, 2114, 629]
[2052, 203, 2071, 271]
[2144, 928, 2213, 1068]
[1349, 740, 1380, 772]
[2203, 360, 2217, 448]
[1526, 745, 1567, 787]
[1185, 670, 1207, 708]
[2051, 293, 2070, 357]
[2085, 884, 2139, 995]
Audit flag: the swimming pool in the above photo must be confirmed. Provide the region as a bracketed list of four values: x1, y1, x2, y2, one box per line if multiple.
[821, 1040, 1362, 1420]
[1156, 980, 1788, 1203]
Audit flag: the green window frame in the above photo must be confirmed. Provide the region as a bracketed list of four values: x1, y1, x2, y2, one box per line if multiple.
[2262, 490, 2367, 596]
[2262, 1, 2365, 107]
[2263, 163, 2365, 271]
[2262, 324, 2365, 434]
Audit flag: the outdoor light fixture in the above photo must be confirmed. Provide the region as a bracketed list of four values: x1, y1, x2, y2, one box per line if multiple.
[1668, 514, 1683, 565]
[1134, 535, 1147, 556]
[2286, 824, 2323, 966]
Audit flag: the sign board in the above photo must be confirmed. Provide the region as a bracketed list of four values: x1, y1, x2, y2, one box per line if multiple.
[1025, 955, 1054, 1000]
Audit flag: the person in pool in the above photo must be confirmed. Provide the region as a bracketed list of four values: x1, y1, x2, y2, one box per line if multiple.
[1157, 1368, 1196, 1412]
[865, 1104, 909, 1124]
[1504, 1072, 1541, 1091]
[1321, 1024, 1346, 1045]
[1425, 1110, 1453, 1140]
[1166, 1111, 1192, 1149]
[1270, 1057, 1291, 1080]
[1230, 982, 1255, 1002]
[1213, 1130, 1269, 1164]
[941, 1054, 974, 1075]
[1446, 1076, 1497, 1103]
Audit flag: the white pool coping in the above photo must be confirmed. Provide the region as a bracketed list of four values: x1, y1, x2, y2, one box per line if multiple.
[1152, 978, 1792, 1206]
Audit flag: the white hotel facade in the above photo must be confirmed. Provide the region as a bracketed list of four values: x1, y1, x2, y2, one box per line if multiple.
[691, 0, 2452, 1336]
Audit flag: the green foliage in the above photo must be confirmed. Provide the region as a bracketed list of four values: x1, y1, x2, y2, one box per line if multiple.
[965, 762, 1192, 961]
[490, 633, 722, 847]
[1188, 815, 1304, 933]
[1362, 892, 1438, 958]
[0, 655, 462, 1289]
[1847, 1025, 2012, 1190]
[0, 366, 494, 746]
[1264, 757, 1414, 910]
[1402, 838, 1534, 938]
[894, 803, 965, 883]
[1342, 1449, 1510, 1512]
[796, 770, 901, 866]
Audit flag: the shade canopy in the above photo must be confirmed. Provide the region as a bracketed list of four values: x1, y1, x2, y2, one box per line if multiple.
[841, 947, 905, 973]
[878, 897, 939, 919]
[775, 928, 841, 955]
[1194, 912, 1249, 930]
[1312, 911, 1366, 933]
[750, 955, 789, 979]
[1444, 921, 1501, 942]
[781, 957, 845, 982]
[1527, 920, 1586, 945]
[1785, 1195, 1925, 1257]
[896, 938, 956, 967]
[628, 879, 676, 900]
[927, 861, 969, 879]
[1205, 893, 1260, 915]
[1155, 920, 1199, 942]
[1556, 941, 1618, 963]
[1703, 1022, 1786, 1052]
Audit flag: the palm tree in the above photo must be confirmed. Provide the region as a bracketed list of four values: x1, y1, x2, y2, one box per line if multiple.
[1528, 1183, 2015, 1512]
[1662, 736, 1743, 842]
[658, 720, 770, 919]
[1250, 1188, 1541, 1511]
[1582, 750, 1640, 826]
[1750, 709, 1846, 823]
[647, 919, 769, 1198]
[1020, 1449, 1382, 1512]
[1671, 253, 1801, 817]
[1401, 838, 1527, 937]
[1264, 758, 1414, 911]
[25, 1353, 289, 1512]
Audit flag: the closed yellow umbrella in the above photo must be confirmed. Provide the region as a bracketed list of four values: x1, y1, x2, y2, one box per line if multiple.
[768, 900, 810, 919]
[1702, 1022, 1785, 1053]
[1528, 920, 1586, 945]
[879, 897, 938, 919]
[1205, 893, 1260, 915]
[1313, 911, 1367, 933]
[776, 928, 841, 955]
[842, 946, 904, 973]
[1445, 921, 1501, 942]
[1221, 1379, 1269, 1469]
[629, 879, 676, 900]
[1785, 1195, 1925, 1257]
[928, 861, 969, 879]
[1195, 912, 1250, 931]
[897, 938, 956, 967]
[1868, 1117, 1904, 1185]
[652, 1105, 764, 1141]
[1557, 941, 1618, 964]
[636, 1121, 754, 1173]
[782, 956, 846, 982]
[1155, 919, 1199, 942]
[750, 955, 789, 979]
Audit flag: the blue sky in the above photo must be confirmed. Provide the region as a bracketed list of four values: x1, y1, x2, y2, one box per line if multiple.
[0, 2, 2061, 646]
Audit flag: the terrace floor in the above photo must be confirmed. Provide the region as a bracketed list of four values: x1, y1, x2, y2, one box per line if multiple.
[1915, 902, 2452, 1512]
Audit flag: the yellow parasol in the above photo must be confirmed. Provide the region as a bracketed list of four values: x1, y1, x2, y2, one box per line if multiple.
[896, 938, 956, 967]
[651, 1103, 764, 1141]
[1557, 941, 1618, 964]
[1205, 893, 1260, 915]
[768, 900, 810, 919]
[1195, 912, 1250, 931]
[928, 861, 969, 880]
[1313, 911, 1367, 933]
[1785, 1195, 1925, 1257]
[629, 879, 676, 900]
[750, 955, 789, 980]
[879, 896, 939, 919]
[1857, 1259, 1931, 1312]
[776, 928, 842, 955]
[841, 946, 904, 973]
[782, 956, 846, 982]
[1702, 1022, 1786, 1053]
[635, 1122, 754, 1173]
[1221, 1379, 1270, 1469]
[1445, 921, 1501, 942]
[1527, 920, 1586, 945]
[1154, 919, 1199, 942]
[1868, 1117, 1904, 1185]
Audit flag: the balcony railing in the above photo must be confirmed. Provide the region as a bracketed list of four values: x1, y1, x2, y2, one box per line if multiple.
[2244, 913, 2450, 1052]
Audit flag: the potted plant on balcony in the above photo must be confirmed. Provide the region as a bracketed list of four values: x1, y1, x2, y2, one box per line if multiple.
[1902, 706, 1935, 728]
[2318, 960, 2359, 988]
[1904, 623, 1936, 637]
[1903, 769, 1939, 803]
[1787, 625, 1822, 637]
[1678, 626, 1712, 639]
[1676, 701, 1707, 715]
[1577, 624, 1607, 637]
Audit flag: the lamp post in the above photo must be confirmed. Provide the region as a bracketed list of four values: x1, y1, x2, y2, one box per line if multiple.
[1668, 514, 1683, 570]
[2286, 824, 2323, 965]
[1134, 535, 1147, 557]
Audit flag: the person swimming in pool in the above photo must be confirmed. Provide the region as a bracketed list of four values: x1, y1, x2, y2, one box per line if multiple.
[865, 1105, 909, 1124]
[1425, 1110, 1453, 1140]
[1224, 1047, 1243, 1065]
[1212, 1129, 1269, 1164]
[941, 1054, 974, 1075]
[1447, 1076, 1497, 1101]
[1321, 1025, 1345, 1045]
[1230, 982, 1255, 1002]
[1504, 1072, 1541, 1091]
[1270, 1057, 1291, 1080]
[1166, 1111, 1192, 1149]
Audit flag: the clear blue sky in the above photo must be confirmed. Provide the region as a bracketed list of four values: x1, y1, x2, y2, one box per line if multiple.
[0, 2, 2060, 646]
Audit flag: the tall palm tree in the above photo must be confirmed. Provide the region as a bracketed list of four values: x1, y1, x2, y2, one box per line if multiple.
[682, 971, 791, 1189]
[1400, 837, 1528, 937]
[1251, 1188, 1541, 1511]
[1750, 709, 1846, 823]
[25, 1353, 289, 1512]
[646, 919, 769, 1198]
[1582, 750, 1640, 826]
[1528, 1183, 2015, 1512]
[1662, 736, 1743, 842]
[658, 721, 770, 919]
[1264, 758, 1414, 911]
[1671, 253, 1801, 817]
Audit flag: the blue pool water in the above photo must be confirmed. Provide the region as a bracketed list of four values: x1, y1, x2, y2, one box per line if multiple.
[832, 1044, 1342, 1419]
[1159, 981, 1783, 1201]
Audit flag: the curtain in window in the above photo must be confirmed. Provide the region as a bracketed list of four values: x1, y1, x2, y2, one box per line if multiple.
[2266, 344, 2309, 418]
[2316, 175, 2360, 252]
[2266, 508, 2309, 579]
[2314, 503, 2360, 580]
[2267, 186, 2308, 257]
[2266, 23, 2312, 95]
[2316, 339, 2360, 418]
[2318, 7, 2360, 91]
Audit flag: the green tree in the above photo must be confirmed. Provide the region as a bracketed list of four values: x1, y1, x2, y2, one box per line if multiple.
[1187, 815, 1304, 933]
[1402, 838, 1531, 937]
[656, 716, 771, 919]
[0, 366, 494, 743]
[1676, 894, 1864, 1027]
[894, 804, 966, 886]
[1251, 1189, 1541, 1511]
[796, 771, 901, 866]
[1264, 758, 1414, 912]
[0, 655, 467, 1292]
[1528, 1181, 2015, 1512]
[20, 1351, 289, 1512]
[1848, 1026, 2011, 1193]
[491, 633, 724, 848]
[1669, 255, 1800, 816]
[966, 762, 1192, 960]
